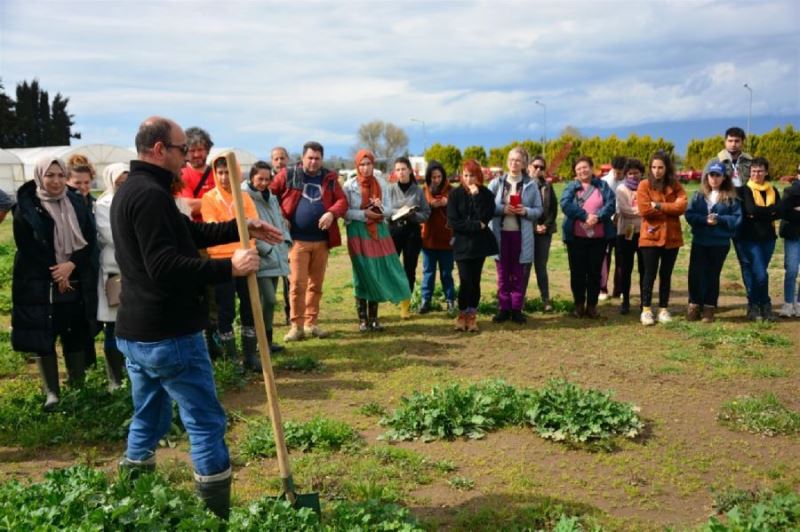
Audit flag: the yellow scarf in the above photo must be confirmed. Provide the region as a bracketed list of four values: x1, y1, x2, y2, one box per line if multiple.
[746, 180, 775, 207]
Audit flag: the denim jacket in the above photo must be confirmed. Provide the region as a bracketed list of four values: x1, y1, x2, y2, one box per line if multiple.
[685, 191, 742, 247]
[487, 174, 543, 263]
[559, 178, 617, 242]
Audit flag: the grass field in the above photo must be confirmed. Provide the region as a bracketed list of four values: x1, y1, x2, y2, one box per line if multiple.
[0, 181, 798, 530]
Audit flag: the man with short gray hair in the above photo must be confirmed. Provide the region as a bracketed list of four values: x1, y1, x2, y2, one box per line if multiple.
[112, 116, 282, 519]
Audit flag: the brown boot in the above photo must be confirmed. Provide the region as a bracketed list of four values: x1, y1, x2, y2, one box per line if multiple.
[454, 312, 467, 331]
[585, 305, 599, 319]
[467, 311, 480, 333]
[686, 303, 701, 321]
[701, 305, 715, 323]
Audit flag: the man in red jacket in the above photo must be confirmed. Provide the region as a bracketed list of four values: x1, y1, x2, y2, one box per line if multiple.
[178, 127, 215, 222]
[270, 141, 347, 341]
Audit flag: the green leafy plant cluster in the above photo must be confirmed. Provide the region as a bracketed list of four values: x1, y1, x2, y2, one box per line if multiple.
[381, 379, 643, 448]
[0, 465, 425, 531]
[213, 357, 248, 393]
[704, 488, 799, 531]
[240, 416, 363, 459]
[381, 380, 532, 442]
[0, 366, 184, 447]
[718, 393, 800, 436]
[526, 378, 644, 444]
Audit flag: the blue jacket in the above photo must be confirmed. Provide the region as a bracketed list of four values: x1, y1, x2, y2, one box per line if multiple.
[559, 178, 616, 242]
[242, 182, 291, 278]
[487, 174, 543, 263]
[685, 191, 742, 247]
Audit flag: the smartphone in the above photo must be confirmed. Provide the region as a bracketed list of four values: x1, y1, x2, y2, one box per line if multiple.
[509, 194, 521, 207]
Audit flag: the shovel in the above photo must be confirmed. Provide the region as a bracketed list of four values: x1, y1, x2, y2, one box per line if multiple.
[224, 151, 321, 515]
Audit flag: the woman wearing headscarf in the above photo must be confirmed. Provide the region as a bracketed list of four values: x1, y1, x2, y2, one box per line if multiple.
[95, 162, 129, 391]
[419, 160, 456, 315]
[11, 157, 97, 411]
[343, 149, 410, 331]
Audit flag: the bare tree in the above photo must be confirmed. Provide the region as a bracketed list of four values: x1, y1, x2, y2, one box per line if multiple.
[355, 120, 409, 162]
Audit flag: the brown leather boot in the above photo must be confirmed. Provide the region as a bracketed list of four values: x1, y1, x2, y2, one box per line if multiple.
[454, 312, 467, 331]
[701, 306, 715, 323]
[467, 311, 480, 332]
[585, 305, 600, 319]
[687, 303, 701, 321]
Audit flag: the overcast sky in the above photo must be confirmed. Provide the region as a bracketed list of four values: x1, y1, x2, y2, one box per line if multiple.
[1, 0, 798, 159]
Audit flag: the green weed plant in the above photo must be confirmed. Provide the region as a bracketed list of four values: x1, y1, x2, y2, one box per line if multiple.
[718, 394, 800, 436]
[240, 416, 362, 459]
[0, 465, 425, 531]
[704, 488, 799, 531]
[381, 379, 643, 448]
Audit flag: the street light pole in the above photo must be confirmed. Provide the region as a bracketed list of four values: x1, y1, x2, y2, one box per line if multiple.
[535, 100, 547, 160]
[743, 83, 752, 150]
[410, 118, 427, 154]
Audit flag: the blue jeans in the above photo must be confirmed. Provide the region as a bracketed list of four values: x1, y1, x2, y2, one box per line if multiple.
[421, 248, 456, 302]
[117, 332, 230, 476]
[733, 239, 753, 303]
[784, 239, 800, 304]
[738, 239, 776, 306]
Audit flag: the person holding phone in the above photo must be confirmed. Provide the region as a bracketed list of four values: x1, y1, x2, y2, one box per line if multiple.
[685, 162, 741, 322]
[487, 147, 542, 323]
[343, 149, 410, 331]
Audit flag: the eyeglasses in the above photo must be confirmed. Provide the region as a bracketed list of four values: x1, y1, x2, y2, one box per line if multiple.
[532, 165, 546, 170]
[164, 143, 189, 155]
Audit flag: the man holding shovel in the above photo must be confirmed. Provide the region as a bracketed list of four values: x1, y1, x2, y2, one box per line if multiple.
[111, 116, 283, 519]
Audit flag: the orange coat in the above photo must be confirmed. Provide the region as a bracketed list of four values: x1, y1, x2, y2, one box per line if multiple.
[201, 186, 258, 259]
[637, 179, 687, 249]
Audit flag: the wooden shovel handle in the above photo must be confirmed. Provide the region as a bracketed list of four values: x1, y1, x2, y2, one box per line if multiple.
[225, 152, 297, 501]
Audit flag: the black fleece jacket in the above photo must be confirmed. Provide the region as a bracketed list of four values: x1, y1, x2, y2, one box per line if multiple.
[111, 160, 239, 341]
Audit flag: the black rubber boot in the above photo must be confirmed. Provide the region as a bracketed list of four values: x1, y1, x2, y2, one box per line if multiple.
[761, 302, 777, 322]
[205, 328, 222, 360]
[105, 347, 126, 392]
[195, 468, 232, 520]
[241, 332, 261, 372]
[368, 301, 384, 331]
[36, 355, 60, 412]
[118, 453, 156, 481]
[63, 351, 86, 387]
[221, 335, 243, 374]
[266, 329, 284, 354]
[357, 298, 369, 332]
[492, 309, 511, 323]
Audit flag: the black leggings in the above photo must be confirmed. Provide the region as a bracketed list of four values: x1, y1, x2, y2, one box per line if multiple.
[640, 247, 679, 308]
[688, 243, 729, 307]
[566, 237, 607, 307]
[456, 257, 486, 311]
[391, 223, 422, 292]
[215, 277, 254, 335]
[616, 235, 644, 305]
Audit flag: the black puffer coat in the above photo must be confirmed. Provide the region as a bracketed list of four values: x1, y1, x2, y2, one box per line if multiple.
[11, 179, 97, 354]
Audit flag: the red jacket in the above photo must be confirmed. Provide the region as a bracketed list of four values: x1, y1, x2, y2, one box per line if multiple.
[422, 180, 453, 250]
[270, 166, 348, 248]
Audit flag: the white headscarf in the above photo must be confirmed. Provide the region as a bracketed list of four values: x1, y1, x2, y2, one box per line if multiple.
[33, 158, 88, 264]
[98, 162, 130, 201]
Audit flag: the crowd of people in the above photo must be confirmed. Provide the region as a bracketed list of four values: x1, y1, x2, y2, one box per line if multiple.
[7, 118, 800, 519]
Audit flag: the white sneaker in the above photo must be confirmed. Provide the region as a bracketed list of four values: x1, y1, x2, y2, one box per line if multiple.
[640, 310, 655, 326]
[283, 326, 305, 342]
[657, 308, 672, 324]
[598, 292, 609, 301]
[778, 302, 795, 318]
